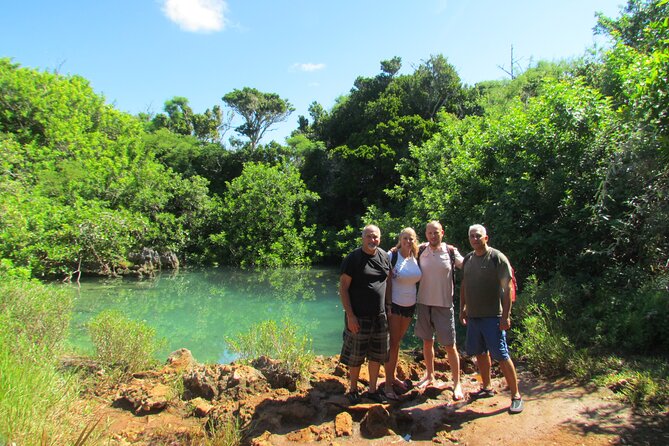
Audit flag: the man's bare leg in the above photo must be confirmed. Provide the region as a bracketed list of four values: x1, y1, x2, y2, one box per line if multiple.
[445, 344, 463, 400]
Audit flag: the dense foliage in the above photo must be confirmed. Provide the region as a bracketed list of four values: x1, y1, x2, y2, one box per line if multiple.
[0, 0, 667, 370]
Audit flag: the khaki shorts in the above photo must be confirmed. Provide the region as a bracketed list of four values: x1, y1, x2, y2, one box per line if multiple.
[414, 304, 456, 346]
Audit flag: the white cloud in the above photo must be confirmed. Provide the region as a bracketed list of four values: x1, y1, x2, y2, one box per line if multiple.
[162, 0, 227, 33]
[292, 63, 326, 72]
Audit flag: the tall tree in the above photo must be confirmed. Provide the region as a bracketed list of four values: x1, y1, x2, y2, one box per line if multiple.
[222, 87, 294, 149]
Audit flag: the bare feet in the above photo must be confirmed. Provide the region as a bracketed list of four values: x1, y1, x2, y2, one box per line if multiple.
[417, 376, 448, 390]
[453, 383, 464, 401]
[393, 378, 408, 392]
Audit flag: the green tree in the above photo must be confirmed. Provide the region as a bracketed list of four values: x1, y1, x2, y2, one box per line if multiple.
[222, 87, 295, 149]
[212, 162, 318, 267]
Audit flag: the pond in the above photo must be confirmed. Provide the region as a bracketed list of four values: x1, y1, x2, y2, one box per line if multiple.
[67, 267, 349, 364]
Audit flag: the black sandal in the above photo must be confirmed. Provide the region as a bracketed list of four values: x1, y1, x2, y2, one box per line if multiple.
[346, 390, 361, 404]
[470, 388, 495, 399]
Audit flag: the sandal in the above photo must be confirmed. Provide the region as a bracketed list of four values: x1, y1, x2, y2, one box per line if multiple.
[383, 387, 399, 401]
[346, 390, 361, 405]
[393, 378, 408, 392]
[470, 388, 495, 399]
[365, 391, 386, 404]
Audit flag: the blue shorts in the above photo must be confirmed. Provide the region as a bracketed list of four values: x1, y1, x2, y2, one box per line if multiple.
[465, 317, 510, 361]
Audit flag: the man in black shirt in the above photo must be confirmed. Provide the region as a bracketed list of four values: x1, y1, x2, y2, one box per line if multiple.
[339, 224, 391, 404]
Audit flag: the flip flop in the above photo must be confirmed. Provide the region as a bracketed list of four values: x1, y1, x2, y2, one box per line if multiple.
[416, 377, 432, 390]
[383, 388, 399, 401]
[393, 379, 408, 392]
[470, 388, 495, 399]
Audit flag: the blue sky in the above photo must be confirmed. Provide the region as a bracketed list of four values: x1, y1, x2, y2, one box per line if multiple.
[1, 0, 624, 144]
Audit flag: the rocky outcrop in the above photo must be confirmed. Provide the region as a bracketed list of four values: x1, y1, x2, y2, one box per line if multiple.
[90, 348, 493, 444]
[124, 247, 180, 278]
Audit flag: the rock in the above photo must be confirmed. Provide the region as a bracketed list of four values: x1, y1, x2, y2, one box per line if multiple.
[191, 397, 213, 417]
[252, 356, 300, 391]
[160, 251, 180, 269]
[361, 405, 393, 438]
[183, 368, 219, 400]
[225, 365, 268, 396]
[332, 362, 347, 377]
[310, 372, 346, 394]
[434, 357, 451, 372]
[285, 426, 315, 442]
[59, 355, 103, 374]
[115, 380, 170, 415]
[165, 348, 196, 372]
[250, 431, 274, 446]
[335, 412, 353, 437]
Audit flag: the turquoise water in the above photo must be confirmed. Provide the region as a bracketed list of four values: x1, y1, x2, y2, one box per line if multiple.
[67, 267, 346, 364]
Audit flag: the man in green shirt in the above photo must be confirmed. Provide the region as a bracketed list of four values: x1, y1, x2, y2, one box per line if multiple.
[460, 224, 524, 414]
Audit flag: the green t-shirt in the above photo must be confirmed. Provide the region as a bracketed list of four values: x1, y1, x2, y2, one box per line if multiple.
[463, 248, 512, 318]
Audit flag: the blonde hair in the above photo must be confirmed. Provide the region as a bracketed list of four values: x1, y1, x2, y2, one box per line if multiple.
[394, 227, 419, 258]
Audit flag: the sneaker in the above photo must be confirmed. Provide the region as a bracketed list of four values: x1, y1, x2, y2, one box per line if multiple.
[509, 397, 524, 414]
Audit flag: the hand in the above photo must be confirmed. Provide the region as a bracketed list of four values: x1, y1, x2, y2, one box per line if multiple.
[459, 308, 468, 326]
[499, 317, 511, 331]
[346, 313, 360, 334]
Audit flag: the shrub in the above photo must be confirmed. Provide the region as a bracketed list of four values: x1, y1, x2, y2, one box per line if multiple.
[87, 310, 164, 374]
[514, 302, 574, 376]
[0, 276, 72, 353]
[227, 319, 314, 381]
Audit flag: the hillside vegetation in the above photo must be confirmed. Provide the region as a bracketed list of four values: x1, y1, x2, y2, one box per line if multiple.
[1, 0, 668, 443]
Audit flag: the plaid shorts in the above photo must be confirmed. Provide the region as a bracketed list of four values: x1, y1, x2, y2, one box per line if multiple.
[339, 314, 389, 367]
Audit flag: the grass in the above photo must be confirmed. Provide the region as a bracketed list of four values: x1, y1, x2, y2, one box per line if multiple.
[204, 416, 244, 446]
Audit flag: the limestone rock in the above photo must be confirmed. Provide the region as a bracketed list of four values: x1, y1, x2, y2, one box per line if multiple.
[335, 412, 353, 437]
[361, 405, 393, 438]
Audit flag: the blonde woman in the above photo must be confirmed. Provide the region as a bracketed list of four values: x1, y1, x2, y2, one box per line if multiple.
[383, 227, 422, 400]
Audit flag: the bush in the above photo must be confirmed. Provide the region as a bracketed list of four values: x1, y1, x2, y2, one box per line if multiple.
[87, 310, 165, 374]
[512, 274, 582, 376]
[514, 302, 574, 376]
[0, 276, 72, 354]
[227, 319, 314, 381]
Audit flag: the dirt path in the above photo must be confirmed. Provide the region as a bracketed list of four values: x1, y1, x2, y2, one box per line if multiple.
[434, 372, 637, 446]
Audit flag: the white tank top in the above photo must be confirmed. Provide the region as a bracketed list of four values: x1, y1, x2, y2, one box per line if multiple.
[391, 252, 422, 306]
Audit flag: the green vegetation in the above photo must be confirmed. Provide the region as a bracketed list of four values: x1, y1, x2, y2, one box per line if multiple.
[227, 319, 315, 381]
[0, 274, 98, 445]
[0, 2, 668, 442]
[204, 417, 244, 446]
[87, 309, 165, 374]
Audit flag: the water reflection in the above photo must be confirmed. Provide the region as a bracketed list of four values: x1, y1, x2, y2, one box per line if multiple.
[67, 267, 344, 364]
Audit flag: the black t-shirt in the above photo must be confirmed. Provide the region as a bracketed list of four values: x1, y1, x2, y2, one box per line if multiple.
[340, 247, 391, 317]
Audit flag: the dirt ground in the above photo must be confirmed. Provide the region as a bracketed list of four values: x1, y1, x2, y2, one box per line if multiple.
[80, 357, 669, 446]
